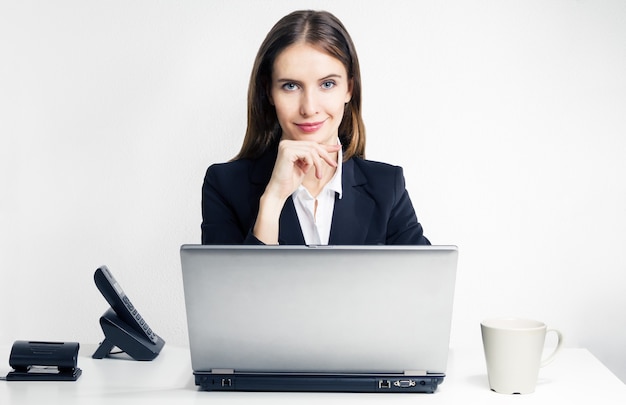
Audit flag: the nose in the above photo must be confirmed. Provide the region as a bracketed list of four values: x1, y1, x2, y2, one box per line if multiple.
[299, 88, 319, 117]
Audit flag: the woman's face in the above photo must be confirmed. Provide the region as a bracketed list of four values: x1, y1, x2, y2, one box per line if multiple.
[270, 43, 352, 145]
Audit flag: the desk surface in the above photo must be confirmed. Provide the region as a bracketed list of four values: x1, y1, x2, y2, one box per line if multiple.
[1, 345, 625, 404]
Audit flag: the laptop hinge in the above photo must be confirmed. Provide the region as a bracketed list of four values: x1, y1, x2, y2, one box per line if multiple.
[211, 369, 234, 374]
[404, 370, 428, 376]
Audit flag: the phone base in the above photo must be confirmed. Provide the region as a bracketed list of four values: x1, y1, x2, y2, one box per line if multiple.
[93, 309, 165, 361]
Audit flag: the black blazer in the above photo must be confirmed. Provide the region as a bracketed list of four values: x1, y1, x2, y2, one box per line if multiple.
[201, 148, 429, 245]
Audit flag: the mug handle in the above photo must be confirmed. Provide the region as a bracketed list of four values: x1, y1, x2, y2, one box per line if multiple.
[540, 329, 564, 367]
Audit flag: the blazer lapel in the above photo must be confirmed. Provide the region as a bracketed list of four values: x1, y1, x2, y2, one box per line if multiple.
[329, 159, 374, 244]
[278, 197, 305, 245]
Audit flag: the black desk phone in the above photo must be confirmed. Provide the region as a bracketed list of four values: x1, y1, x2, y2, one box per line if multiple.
[92, 265, 164, 361]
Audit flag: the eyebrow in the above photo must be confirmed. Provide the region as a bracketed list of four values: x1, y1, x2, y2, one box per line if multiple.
[275, 74, 344, 83]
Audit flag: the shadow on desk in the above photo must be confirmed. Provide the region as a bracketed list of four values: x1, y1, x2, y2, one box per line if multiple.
[465, 374, 556, 393]
[465, 374, 490, 390]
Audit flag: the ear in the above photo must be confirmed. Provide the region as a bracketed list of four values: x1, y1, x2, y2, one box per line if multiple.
[345, 78, 353, 103]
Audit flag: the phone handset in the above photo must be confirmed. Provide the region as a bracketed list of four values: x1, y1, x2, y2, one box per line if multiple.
[94, 266, 158, 344]
[93, 266, 164, 361]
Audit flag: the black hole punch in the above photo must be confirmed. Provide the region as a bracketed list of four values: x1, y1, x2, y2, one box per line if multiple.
[6, 341, 82, 381]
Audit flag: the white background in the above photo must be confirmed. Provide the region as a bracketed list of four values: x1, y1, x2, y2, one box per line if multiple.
[1, 0, 625, 383]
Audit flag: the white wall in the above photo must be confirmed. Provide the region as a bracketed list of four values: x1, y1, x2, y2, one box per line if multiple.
[2, 0, 625, 383]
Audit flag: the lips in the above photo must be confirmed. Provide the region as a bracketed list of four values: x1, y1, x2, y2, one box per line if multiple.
[295, 120, 326, 133]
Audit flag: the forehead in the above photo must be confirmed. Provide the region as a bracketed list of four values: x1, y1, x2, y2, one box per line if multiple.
[272, 42, 347, 80]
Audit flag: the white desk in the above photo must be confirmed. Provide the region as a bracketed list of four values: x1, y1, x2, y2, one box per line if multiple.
[1, 344, 625, 404]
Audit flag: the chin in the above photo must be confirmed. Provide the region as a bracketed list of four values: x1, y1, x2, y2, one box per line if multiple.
[294, 132, 337, 145]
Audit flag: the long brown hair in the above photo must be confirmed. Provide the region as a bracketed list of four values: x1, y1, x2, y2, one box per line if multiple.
[234, 10, 366, 161]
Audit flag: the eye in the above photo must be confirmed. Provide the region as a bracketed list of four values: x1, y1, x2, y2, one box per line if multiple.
[282, 82, 299, 91]
[321, 80, 336, 90]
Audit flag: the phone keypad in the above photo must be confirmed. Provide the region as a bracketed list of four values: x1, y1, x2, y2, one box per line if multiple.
[123, 296, 158, 343]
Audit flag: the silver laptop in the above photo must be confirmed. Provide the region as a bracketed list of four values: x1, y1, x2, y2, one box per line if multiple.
[180, 244, 458, 393]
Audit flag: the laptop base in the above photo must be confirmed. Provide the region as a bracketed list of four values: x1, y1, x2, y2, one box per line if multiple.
[195, 372, 444, 393]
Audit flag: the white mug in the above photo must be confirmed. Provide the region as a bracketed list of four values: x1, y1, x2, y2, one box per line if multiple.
[481, 318, 563, 394]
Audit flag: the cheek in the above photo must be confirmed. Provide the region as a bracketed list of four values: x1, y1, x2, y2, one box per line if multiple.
[331, 98, 348, 119]
[272, 96, 295, 120]
[274, 106, 292, 126]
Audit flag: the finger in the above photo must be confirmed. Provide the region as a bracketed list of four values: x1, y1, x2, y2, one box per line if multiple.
[310, 152, 327, 179]
[294, 156, 312, 174]
[277, 140, 338, 177]
[317, 144, 341, 167]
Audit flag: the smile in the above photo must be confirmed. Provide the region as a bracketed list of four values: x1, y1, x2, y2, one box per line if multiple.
[295, 120, 326, 133]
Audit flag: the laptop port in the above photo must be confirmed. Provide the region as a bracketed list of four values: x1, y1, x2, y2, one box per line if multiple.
[221, 378, 232, 387]
[378, 380, 391, 389]
[393, 379, 417, 388]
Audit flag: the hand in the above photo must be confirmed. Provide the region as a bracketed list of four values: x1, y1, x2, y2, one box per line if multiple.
[264, 139, 341, 201]
[252, 139, 340, 244]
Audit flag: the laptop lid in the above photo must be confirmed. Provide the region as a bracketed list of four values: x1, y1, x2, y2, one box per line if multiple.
[180, 245, 458, 390]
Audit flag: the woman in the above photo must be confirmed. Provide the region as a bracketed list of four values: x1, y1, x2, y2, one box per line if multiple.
[201, 10, 429, 245]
